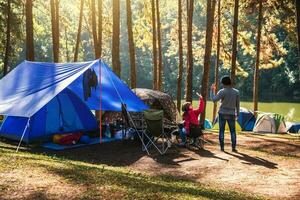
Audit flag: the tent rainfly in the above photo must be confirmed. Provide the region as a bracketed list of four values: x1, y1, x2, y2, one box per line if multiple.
[0, 60, 148, 143]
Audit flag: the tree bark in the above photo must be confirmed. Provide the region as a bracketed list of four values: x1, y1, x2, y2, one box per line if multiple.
[50, 0, 60, 62]
[25, 0, 34, 61]
[90, 0, 99, 58]
[74, 0, 84, 62]
[98, 0, 102, 58]
[253, 0, 263, 117]
[126, 0, 137, 88]
[296, 0, 300, 80]
[156, 0, 163, 91]
[112, 0, 121, 77]
[230, 0, 239, 85]
[3, 0, 11, 76]
[200, 0, 216, 127]
[185, 0, 194, 102]
[212, 0, 221, 122]
[176, 0, 183, 112]
[151, 0, 158, 90]
[64, 27, 70, 62]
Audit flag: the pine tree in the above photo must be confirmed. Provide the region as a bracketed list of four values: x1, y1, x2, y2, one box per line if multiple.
[97, 0, 102, 58]
[74, 0, 84, 62]
[112, 0, 121, 77]
[253, 0, 263, 117]
[185, 0, 194, 102]
[126, 0, 137, 88]
[50, 0, 60, 62]
[176, 0, 184, 112]
[156, 0, 163, 90]
[151, 0, 158, 90]
[231, 0, 239, 85]
[90, 0, 99, 58]
[212, 0, 221, 122]
[3, 0, 12, 75]
[25, 0, 34, 61]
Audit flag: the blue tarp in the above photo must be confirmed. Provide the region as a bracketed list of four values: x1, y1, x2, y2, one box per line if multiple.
[0, 59, 148, 117]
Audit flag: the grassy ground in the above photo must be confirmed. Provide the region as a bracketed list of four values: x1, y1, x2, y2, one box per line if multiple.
[1, 131, 300, 200]
[0, 141, 262, 200]
[192, 101, 300, 122]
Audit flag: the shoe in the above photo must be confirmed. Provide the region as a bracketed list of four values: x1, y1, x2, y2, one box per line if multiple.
[232, 149, 238, 152]
[221, 148, 225, 152]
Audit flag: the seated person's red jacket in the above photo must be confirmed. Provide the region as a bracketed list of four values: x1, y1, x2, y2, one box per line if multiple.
[183, 97, 205, 134]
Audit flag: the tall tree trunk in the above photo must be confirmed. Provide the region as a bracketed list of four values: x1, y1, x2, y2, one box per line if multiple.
[200, 0, 216, 127]
[65, 27, 70, 62]
[296, 0, 300, 80]
[151, 0, 158, 90]
[156, 0, 163, 91]
[212, 0, 221, 122]
[253, 0, 263, 117]
[185, 0, 194, 102]
[74, 0, 84, 62]
[126, 0, 137, 88]
[112, 0, 121, 77]
[98, 0, 102, 58]
[55, 0, 59, 59]
[90, 0, 99, 58]
[50, 0, 60, 62]
[230, 0, 239, 85]
[25, 0, 34, 61]
[177, 0, 183, 112]
[3, 0, 11, 76]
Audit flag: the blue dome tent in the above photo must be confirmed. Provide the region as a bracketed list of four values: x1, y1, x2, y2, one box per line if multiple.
[0, 88, 97, 143]
[0, 60, 148, 144]
[237, 107, 256, 131]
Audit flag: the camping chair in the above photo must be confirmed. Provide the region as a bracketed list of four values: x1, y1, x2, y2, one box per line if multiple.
[142, 110, 172, 155]
[174, 123, 209, 150]
[186, 124, 205, 150]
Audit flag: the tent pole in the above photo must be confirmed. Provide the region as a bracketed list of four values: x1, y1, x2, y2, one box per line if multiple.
[99, 59, 102, 143]
[16, 117, 30, 152]
[103, 65, 150, 155]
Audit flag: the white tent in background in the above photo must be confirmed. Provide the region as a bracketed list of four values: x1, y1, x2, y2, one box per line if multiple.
[253, 113, 287, 134]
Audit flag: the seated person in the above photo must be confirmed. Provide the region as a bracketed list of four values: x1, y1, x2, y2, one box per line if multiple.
[180, 93, 205, 146]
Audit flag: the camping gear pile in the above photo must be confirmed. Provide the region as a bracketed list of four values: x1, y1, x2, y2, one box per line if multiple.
[102, 88, 179, 129]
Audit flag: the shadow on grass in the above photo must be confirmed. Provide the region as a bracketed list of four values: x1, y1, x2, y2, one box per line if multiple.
[36, 160, 262, 200]
[225, 151, 278, 169]
[197, 148, 229, 161]
[149, 147, 197, 166]
[31, 140, 146, 167]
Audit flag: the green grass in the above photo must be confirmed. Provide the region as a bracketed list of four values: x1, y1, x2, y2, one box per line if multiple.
[191, 101, 300, 122]
[0, 142, 263, 200]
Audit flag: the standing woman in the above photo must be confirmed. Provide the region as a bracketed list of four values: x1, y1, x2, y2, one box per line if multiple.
[210, 76, 240, 152]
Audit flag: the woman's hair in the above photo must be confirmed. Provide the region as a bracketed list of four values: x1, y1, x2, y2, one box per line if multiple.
[182, 102, 191, 113]
[221, 76, 231, 86]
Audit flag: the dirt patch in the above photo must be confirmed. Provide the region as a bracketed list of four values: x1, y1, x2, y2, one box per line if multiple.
[3, 133, 300, 200]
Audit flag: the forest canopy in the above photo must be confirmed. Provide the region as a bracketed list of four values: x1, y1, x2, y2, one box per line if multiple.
[0, 0, 299, 102]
